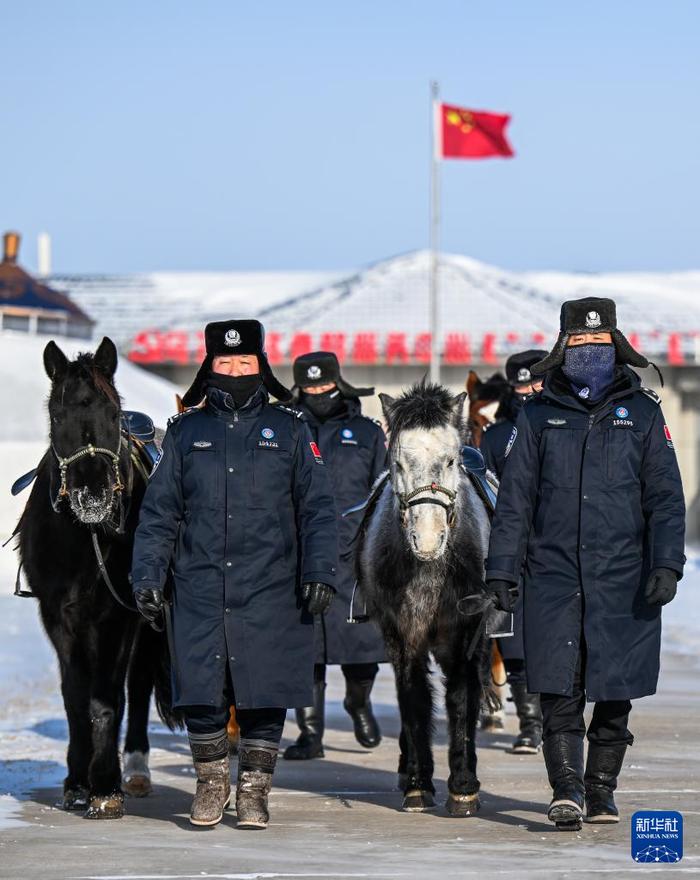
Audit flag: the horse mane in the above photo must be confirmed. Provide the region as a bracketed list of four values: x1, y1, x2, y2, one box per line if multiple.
[385, 380, 463, 448]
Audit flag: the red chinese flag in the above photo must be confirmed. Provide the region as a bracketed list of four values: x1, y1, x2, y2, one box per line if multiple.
[439, 103, 514, 159]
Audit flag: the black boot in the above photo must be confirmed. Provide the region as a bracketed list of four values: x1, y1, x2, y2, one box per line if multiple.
[283, 681, 325, 760]
[584, 742, 627, 824]
[509, 683, 543, 754]
[543, 732, 585, 831]
[343, 678, 381, 749]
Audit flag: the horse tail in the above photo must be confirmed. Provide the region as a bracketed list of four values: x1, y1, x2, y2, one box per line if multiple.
[151, 625, 185, 731]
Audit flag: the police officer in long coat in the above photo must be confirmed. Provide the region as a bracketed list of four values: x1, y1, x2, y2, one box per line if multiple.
[283, 352, 387, 760]
[130, 320, 338, 829]
[486, 298, 685, 830]
[480, 349, 547, 755]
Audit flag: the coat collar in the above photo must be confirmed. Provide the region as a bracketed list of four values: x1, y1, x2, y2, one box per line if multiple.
[206, 385, 269, 420]
[541, 366, 641, 415]
[297, 396, 361, 428]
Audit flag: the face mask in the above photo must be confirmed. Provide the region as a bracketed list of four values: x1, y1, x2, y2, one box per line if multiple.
[301, 388, 345, 421]
[207, 371, 263, 408]
[562, 343, 616, 402]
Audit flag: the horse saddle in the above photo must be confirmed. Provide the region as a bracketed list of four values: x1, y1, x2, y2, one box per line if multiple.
[10, 411, 161, 496]
[460, 445, 498, 516]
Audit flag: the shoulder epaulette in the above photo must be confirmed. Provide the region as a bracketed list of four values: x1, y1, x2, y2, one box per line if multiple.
[275, 404, 305, 420]
[641, 387, 661, 405]
[167, 406, 199, 427]
[362, 415, 384, 429]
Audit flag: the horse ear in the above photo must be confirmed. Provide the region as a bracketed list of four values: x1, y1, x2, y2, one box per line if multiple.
[378, 393, 396, 425]
[43, 340, 69, 382]
[94, 337, 118, 378]
[466, 370, 480, 396]
[450, 391, 468, 426]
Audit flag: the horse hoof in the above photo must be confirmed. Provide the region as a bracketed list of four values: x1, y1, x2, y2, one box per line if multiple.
[401, 790, 436, 812]
[60, 787, 89, 811]
[446, 792, 480, 817]
[84, 793, 125, 819]
[122, 775, 152, 798]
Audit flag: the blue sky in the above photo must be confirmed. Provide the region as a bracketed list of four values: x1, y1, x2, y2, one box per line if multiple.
[2, 1, 698, 273]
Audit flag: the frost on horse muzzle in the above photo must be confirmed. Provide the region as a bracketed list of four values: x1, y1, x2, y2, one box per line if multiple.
[69, 485, 116, 524]
[53, 440, 124, 525]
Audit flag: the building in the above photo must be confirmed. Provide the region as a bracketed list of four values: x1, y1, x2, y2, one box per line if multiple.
[0, 231, 93, 339]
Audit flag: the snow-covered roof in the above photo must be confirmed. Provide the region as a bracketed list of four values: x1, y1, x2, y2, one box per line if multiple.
[49, 252, 700, 365]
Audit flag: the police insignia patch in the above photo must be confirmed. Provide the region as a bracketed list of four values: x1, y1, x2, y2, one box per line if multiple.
[261, 427, 275, 440]
[504, 426, 518, 458]
[342, 428, 353, 439]
[309, 441, 324, 464]
[664, 424, 674, 449]
[616, 407, 629, 419]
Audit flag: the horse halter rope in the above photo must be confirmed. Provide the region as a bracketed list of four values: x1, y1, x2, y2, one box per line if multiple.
[398, 481, 457, 528]
[53, 437, 125, 501]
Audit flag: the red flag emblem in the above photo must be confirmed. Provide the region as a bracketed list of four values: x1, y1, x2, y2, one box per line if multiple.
[439, 104, 514, 159]
[309, 441, 324, 464]
[664, 425, 672, 441]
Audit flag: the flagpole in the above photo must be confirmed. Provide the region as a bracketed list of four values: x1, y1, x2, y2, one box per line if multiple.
[429, 80, 441, 385]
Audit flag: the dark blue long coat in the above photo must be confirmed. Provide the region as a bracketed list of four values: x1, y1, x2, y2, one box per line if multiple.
[131, 387, 338, 710]
[486, 368, 686, 702]
[296, 398, 387, 665]
[480, 409, 525, 662]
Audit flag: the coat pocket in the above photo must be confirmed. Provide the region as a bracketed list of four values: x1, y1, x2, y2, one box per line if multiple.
[182, 443, 220, 508]
[540, 427, 585, 489]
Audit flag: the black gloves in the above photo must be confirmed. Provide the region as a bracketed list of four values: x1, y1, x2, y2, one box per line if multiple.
[134, 587, 164, 628]
[302, 582, 336, 615]
[487, 579, 519, 612]
[644, 568, 678, 606]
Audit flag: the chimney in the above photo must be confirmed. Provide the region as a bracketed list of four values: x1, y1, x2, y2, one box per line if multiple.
[3, 231, 20, 264]
[37, 232, 52, 276]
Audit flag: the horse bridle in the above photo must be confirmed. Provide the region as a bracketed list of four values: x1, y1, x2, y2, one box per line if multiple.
[52, 435, 125, 502]
[398, 481, 457, 528]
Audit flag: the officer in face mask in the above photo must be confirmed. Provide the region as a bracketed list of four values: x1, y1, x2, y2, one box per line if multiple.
[480, 350, 547, 756]
[485, 298, 685, 831]
[131, 320, 338, 830]
[283, 352, 388, 761]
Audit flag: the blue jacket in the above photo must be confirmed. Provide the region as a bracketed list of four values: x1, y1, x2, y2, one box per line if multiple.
[131, 386, 338, 710]
[486, 367, 686, 701]
[296, 397, 387, 665]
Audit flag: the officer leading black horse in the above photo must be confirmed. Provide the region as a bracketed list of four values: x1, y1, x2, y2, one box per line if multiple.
[130, 319, 338, 829]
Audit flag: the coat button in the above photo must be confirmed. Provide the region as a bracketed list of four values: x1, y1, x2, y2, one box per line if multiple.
[228, 514, 232, 519]
[228, 467, 234, 473]
[228, 424, 234, 429]
[583, 495, 588, 500]
[230, 656, 235, 662]
[226, 561, 232, 567]
[225, 608, 231, 614]
[215, 654, 221, 659]
[581, 544, 587, 550]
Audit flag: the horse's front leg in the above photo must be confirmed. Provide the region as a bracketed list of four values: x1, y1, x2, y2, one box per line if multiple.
[59, 654, 92, 811]
[443, 650, 482, 817]
[394, 654, 435, 812]
[85, 620, 132, 819]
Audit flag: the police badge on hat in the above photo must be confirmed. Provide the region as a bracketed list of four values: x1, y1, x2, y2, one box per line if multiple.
[585, 311, 602, 329]
[516, 367, 531, 383]
[307, 365, 322, 380]
[224, 329, 241, 347]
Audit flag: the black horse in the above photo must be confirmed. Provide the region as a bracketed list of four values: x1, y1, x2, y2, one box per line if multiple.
[358, 382, 496, 815]
[15, 337, 178, 819]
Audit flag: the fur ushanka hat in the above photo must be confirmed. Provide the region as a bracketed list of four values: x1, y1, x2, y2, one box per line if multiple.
[182, 319, 292, 407]
[531, 297, 648, 376]
[505, 349, 548, 386]
[292, 351, 374, 397]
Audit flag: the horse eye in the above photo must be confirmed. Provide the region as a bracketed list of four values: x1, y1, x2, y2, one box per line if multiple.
[447, 459, 455, 467]
[81, 398, 91, 407]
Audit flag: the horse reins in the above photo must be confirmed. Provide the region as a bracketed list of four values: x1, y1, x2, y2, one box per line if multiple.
[398, 481, 457, 528]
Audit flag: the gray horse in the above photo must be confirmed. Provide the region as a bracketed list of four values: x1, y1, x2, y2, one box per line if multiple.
[358, 381, 496, 815]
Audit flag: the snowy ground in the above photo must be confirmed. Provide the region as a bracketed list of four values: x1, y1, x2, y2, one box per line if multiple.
[0, 536, 698, 877]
